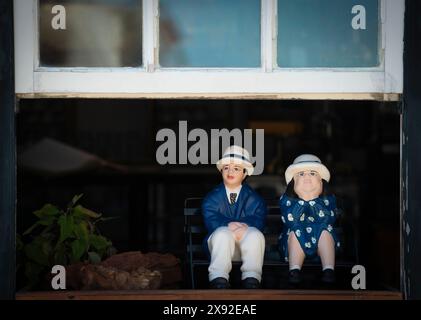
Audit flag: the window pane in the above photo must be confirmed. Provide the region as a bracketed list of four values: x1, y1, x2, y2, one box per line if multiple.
[159, 0, 261, 68]
[39, 0, 142, 67]
[277, 0, 379, 68]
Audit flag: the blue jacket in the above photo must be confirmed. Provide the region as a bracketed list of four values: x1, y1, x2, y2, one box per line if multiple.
[202, 183, 267, 258]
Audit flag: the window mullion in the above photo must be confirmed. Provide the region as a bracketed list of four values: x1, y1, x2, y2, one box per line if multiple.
[262, 0, 276, 72]
[143, 0, 158, 72]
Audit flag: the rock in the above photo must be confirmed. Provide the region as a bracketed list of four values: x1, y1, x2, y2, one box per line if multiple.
[65, 262, 88, 290]
[102, 251, 182, 287]
[64, 251, 180, 290]
[79, 264, 162, 290]
[102, 251, 179, 270]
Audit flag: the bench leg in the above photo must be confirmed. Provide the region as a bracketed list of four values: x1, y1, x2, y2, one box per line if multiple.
[188, 261, 195, 289]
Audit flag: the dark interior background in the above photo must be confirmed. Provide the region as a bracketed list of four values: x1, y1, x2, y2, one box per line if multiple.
[15, 98, 400, 290]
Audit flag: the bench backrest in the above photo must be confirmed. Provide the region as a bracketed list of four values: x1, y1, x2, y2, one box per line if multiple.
[184, 197, 354, 264]
[185, 198, 287, 262]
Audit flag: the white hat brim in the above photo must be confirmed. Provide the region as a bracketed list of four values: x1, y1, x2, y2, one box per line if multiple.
[216, 158, 254, 176]
[285, 162, 330, 184]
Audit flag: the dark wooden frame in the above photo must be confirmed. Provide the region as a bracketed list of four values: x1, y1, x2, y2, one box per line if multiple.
[0, 0, 16, 300]
[402, 0, 421, 300]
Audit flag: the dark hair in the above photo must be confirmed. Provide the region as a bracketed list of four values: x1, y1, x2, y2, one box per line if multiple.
[285, 179, 332, 198]
[242, 170, 249, 183]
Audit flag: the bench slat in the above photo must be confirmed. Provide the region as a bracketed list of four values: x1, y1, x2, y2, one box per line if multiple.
[184, 197, 358, 288]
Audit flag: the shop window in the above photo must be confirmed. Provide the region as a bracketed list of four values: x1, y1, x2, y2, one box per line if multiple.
[277, 0, 379, 68]
[39, 0, 143, 67]
[16, 99, 401, 291]
[159, 0, 261, 68]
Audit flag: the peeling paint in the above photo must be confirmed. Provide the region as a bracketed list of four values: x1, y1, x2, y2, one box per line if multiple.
[406, 223, 411, 235]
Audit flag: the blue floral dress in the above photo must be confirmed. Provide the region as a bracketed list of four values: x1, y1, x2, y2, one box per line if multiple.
[278, 194, 340, 261]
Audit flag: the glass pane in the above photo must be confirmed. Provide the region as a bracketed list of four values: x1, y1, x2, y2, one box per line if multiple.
[277, 0, 379, 68]
[39, 0, 142, 67]
[159, 0, 261, 68]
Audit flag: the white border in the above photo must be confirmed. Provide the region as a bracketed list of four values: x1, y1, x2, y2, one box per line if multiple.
[384, 0, 404, 93]
[14, 0, 404, 98]
[14, 0, 35, 93]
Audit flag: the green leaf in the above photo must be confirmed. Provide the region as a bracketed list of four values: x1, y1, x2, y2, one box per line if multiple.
[73, 205, 102, 219]
[71, 239, 87, 263]
[71, 194, 84, 207]
[41, 239, 53, 257]
[89, 234, 111, 252]
[58, 215, 75, 243]
[24, 261, 45, 289]
[25, 205, 59, 236]
[53, 243, 67, 266]
[73, 221, 89, 244]
[87, 251, 101, 264]
[40, 227, 55, 239]
[87, 221, 95, 233]
[33, 204, 59, 219]
[24, 238, 50, 266]
[38, 215, 57, 226]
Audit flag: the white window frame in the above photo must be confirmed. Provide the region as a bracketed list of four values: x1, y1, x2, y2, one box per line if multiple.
[14, 0, 404, 100]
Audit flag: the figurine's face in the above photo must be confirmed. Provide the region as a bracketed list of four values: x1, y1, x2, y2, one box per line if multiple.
[221, 163, 246, 188]
[294, 170, 323, 196]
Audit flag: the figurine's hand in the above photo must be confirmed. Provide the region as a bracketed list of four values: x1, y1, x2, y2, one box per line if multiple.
[233, 225, 248, 241]
[228, 222, 248, 241]
[228, 222, 244, 231]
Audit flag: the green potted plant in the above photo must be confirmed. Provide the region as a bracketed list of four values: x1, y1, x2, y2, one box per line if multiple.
[18, 194, 116, 290]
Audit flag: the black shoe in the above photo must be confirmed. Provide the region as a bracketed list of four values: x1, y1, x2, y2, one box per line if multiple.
[242, 277, 261, 289]
[288, 269, 302, 284]
[209, 277, 230, 289]
[321, 269, 336, 284]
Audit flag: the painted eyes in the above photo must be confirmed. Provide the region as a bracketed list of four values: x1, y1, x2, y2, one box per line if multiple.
[223, 166, 242, 173]
[297, 170, 318, 177]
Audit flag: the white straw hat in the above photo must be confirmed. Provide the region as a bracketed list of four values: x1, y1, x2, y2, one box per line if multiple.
[285, 154, 330, 184]
[216, 145, 254, 176]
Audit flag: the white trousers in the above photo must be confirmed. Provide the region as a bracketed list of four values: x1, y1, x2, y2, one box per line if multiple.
[207, 226, 265, 282]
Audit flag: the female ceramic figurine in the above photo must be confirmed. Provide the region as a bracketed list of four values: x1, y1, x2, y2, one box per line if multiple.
[278, 154, 340, 284]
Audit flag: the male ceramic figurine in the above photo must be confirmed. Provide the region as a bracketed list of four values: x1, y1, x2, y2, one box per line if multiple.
[202, 145, 267, 289]
[278, 154, 340, 285]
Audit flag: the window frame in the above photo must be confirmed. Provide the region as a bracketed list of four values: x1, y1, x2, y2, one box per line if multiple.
[14, 0, 404, 99]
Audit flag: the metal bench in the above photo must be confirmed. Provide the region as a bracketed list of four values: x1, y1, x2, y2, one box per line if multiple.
[184, 197, 358, 289]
